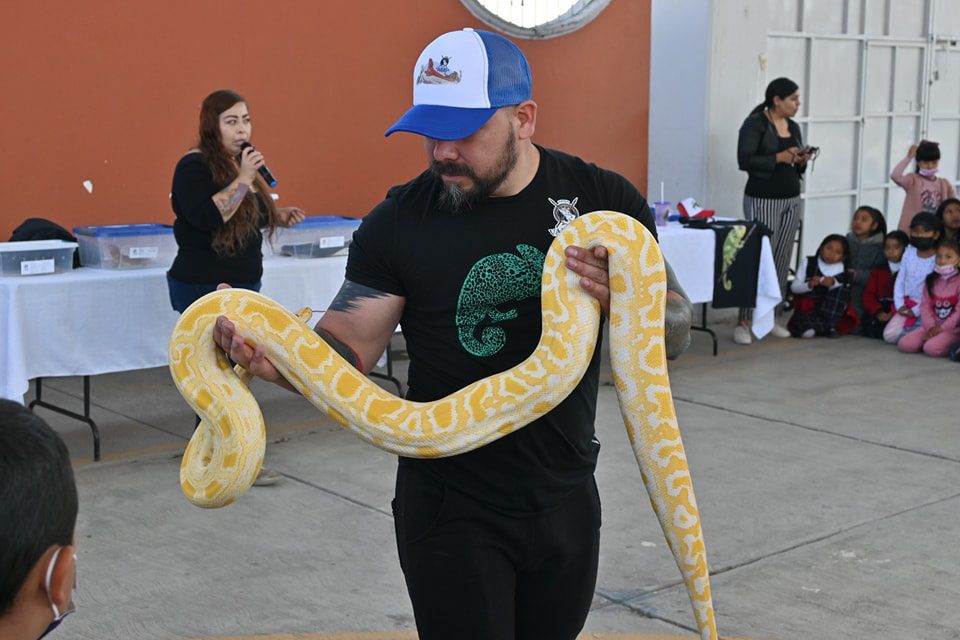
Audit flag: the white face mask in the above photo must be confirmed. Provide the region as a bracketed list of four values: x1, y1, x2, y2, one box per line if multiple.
[40, 547, 77, 639]
[889, 261, 901, 274]
[817, 258, 845, 277]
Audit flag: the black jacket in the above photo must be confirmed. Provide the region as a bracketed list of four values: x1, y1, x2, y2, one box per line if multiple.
[737, 112, 805, 181]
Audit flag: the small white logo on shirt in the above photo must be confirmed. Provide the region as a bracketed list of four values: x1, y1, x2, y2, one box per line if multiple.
[547, 197, 579, 237]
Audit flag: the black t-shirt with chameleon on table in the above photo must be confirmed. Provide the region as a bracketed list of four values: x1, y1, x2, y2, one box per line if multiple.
[346, 146, 656, 513]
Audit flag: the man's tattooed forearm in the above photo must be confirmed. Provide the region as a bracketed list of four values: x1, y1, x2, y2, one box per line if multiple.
[213, 183, 249, 220]
[328, 281, 391, 313]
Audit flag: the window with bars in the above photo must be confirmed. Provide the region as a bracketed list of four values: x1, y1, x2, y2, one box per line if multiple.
[460, 0, 611, 39]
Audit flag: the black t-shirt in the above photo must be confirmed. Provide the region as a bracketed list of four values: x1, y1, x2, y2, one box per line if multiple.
[744, 136, 802, 199]
[346, 146, 656, 512]
[168, 152, 268, 284]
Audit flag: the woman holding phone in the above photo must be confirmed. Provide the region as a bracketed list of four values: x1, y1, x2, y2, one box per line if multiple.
[735, 77, 813, 344]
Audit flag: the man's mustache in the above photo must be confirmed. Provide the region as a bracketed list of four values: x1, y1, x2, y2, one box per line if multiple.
[431, 161, 478, 180]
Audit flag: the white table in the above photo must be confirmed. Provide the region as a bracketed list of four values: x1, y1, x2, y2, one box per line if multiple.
[657, 221, 782, 347]
[1, 255, 356, 459]
[0, 255, 350, 403]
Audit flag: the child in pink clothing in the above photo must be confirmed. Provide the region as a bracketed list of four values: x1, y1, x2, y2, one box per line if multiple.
[891, 140, 957, 232]
[898, 237, 960, 356]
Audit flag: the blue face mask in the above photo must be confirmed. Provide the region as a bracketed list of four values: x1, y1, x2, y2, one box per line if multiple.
[39, 547, 76, 639]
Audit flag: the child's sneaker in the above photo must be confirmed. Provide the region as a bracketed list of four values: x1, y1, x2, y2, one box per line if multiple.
[770, 324, 791, 338]
[733, 324, 752, 345]
[801, 329, 816, 339]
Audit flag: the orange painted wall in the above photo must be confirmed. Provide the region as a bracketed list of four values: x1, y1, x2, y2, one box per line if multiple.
[0, 1, 650, 241]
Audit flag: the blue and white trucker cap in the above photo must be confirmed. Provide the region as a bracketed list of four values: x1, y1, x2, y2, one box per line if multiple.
[385, 28, 532, 140]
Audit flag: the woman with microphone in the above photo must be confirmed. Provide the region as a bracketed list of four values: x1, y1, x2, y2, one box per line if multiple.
[167, 89, 303, 311]
[167, 89, 304, 484]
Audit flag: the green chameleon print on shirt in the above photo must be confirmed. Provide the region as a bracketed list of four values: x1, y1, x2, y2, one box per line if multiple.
[719, 225, 748, 291]
[456, 244, 546, 357]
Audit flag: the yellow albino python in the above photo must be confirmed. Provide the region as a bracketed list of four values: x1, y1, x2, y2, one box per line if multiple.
[169, 210, 717, 639]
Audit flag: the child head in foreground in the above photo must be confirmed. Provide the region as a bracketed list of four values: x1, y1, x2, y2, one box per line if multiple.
[0, 400, 78, 640]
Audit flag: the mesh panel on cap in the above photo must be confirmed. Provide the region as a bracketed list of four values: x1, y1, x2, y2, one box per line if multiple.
[476, 30, 532, 107]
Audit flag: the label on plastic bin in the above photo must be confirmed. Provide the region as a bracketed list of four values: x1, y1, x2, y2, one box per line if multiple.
[127, 246, 159, 259]
[319, 236, 345, 249]
[21, 259, 55, 275]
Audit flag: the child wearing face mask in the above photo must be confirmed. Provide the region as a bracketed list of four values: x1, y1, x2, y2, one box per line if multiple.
[883, 213, 942, 343]
[788, 234, 851, 338]
[846, 205, 888, 321]
[0, 400, 78, 640]
[891, 140, 957, 233]
[935, 197, 960, 241]
[861, 230, 908, 338]
[898, 237, 960, 356]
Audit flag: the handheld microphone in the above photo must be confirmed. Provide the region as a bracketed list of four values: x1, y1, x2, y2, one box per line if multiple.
[239, 142, 278, 187]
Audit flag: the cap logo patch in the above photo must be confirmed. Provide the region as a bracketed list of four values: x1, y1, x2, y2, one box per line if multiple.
[417, 55, 461, 85]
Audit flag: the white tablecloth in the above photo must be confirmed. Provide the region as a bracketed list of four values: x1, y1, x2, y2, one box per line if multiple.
[0, 256, 348, 402]
[657, 221, 781, 337]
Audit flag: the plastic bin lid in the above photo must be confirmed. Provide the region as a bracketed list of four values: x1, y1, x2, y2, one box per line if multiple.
[293, 216, 361, 228]
[73, 224, 174, 237]
[0, 240, 78, 252]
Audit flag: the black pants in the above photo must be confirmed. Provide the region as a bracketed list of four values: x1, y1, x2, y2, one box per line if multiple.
[860, 311, 889, 339]
[392, 465, 601, 640]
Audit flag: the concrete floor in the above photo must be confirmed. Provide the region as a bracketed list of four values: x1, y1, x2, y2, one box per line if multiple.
[29, 323, 960, 640]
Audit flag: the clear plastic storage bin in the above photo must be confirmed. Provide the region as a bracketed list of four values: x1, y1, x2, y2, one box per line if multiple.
[0, 240, 78, 276]
[268, 216, 361, 259]
[73, 224, 176, 269]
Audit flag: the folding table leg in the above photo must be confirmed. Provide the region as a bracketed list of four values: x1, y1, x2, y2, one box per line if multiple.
[689, 304, 718, 356]
[29, 376, 102, 461]
[369, 349, 404, 396]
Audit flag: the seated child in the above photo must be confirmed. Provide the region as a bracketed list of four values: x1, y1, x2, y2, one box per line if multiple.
[789, 234, 851, 338]
[846, 205, 888, 321]
[883, 212, 942, 343]
[936, 197, 960, 241]
[898, 237, 960, 356]
[861, 230, 908, 338]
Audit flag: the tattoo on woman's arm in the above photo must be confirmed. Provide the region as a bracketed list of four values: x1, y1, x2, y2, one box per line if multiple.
[328, 281, 391, 313]
[213, 183, 249, 220]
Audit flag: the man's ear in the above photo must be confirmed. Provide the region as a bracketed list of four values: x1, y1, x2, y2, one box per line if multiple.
[47, 545, 76, 612]
[514, 100, 537, 140]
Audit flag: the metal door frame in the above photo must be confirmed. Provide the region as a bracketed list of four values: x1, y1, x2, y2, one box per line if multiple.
[766, 0, 960, 253]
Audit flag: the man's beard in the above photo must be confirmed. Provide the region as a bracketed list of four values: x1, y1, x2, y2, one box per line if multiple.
[432, 131, 518, 214]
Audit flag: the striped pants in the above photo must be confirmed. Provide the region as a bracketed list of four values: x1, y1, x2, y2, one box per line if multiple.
[739, 194, 802, 322]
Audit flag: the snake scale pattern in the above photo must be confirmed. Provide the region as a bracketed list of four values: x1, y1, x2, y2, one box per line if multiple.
[169, 210, 718, 639]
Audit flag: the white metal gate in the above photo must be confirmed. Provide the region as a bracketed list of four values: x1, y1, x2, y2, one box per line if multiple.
[766, 0, 960, 256]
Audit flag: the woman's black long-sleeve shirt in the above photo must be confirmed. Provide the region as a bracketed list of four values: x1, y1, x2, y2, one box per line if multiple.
[737, 112, 805, 199]
[168, 152, 266, 284]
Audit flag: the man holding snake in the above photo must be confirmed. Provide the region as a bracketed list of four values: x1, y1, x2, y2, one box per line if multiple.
[215, 28, 692, 640]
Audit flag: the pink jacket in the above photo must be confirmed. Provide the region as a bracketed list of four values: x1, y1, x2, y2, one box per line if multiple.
[919, 271, 960, 333]
[891, 154, 957, 232]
